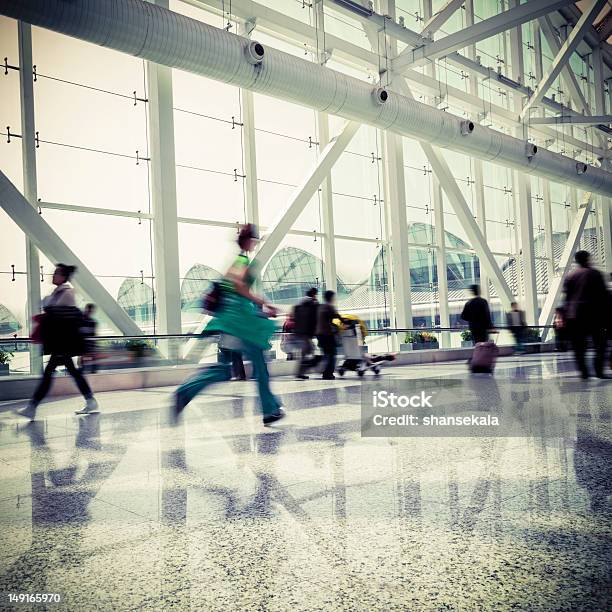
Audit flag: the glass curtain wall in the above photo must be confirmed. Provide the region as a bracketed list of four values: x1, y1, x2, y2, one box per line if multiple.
[0, 0, 609, 347]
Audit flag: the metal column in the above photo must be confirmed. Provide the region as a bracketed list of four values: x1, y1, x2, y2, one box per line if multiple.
[313, 0, 337, 293]
[239, 19, 259, 226]
[510, 0, 538, 324]
[379, 0, 413, 339]
[465, 0, 489, 302]
[424, 0, 450, 346]
[146, 0, 182, 338]
[593, 44, 612, 273]
[534, 21, 556, 284]
[18, 22, 42, 373]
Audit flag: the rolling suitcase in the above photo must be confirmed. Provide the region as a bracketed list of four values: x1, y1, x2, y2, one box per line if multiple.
[470, 339, 499, 373]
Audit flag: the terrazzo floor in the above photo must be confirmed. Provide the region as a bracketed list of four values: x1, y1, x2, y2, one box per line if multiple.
[0, 353, 610, 611]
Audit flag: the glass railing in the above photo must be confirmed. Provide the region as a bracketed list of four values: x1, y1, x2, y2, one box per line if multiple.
[0, 325, 555, 378]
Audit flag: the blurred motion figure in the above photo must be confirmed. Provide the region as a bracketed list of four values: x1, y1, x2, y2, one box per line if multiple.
[563, 250, 609, 379]
[461, 284, 492, 344]
[17, 264, 98, 421]
[173, 224, 285, 425]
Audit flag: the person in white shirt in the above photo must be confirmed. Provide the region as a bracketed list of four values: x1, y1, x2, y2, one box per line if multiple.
[17, 264, 98, 421]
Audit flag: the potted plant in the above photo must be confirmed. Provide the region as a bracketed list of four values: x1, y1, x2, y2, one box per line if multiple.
[460, 329, 473, 347]
[524, 328, 542, 343]
[126, 339, 155, 363]
[400, 334, 414, 352]
[405, 332, 439, 351]
[0, 348, 13, 375]
[524, 328, 542, 352]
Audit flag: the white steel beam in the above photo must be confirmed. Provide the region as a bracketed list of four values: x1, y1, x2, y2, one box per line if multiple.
[398, 78, 513, 310]
[420, 0, 464, 38]
[539, 193, 593, 338]
[195, 0, 605, 157]
[18, 22, 42, 372]
[593, 44, 612, 273]
[465, 0, 489, 302]
[422, 0, 450, 345]
[520, 0, 608, 120]
[509, 0, 538, 325]
[6, 0, 612, 195]
[542, 181, 555, 284]
[239, 19, 259, 225]
[314, 0, 337, 293]
[393, 0, 574, 71]
[147, 45, 182, 336]
[0, 170, 143, 336]
[183, 121, 359, 361]
[424, 145, 514, 310]
[253, 121, 360, 269]
[537, 16, 592, 117]
[382, 130, 413, 332]
[377, 0, 412, 338]
[527, 114, 612, 125]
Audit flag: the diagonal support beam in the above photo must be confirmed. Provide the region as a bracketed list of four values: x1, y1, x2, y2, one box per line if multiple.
[537, 16, 592, 116]
[252, 121, 360, 269]
[395, 80, 514, 309]
[393, 0, 574, 71]
[423, 145, 514, 311]
[183, 120, 359, 361]
[538, 193, 593, 340]
[0, 170, 143, 336]
[420, 0, 464, 38]
[520, 0, 608, 120]
[527, 114, 612, 125]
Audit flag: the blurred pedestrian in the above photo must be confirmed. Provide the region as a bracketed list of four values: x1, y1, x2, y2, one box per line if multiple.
[553, 306, 569, 352]
[174, 224, 285, 425]
[79, 303, 98, 373]
[293, 287, 320, 380]
[316, 290, 341, 380]
[563, 250, 609, 379]
[460, 284, 492, 344]
[17, 264, 98, 421]
[506, 301, 527, 354]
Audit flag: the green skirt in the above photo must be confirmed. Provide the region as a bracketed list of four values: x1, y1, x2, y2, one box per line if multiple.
[203, 290, 277, 350]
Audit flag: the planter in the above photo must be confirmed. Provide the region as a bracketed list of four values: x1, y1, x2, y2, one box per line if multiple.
[0, 364, 9, 376]
[412, 341, 439, 351]
[399, 343, 413, 352]
[461, 340, 474, 348]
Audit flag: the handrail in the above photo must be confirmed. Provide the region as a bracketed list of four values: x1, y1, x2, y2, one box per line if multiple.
[0, 325, 556, 344]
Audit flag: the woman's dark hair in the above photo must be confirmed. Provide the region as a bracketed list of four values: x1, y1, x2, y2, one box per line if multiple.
[324, 290, 335, 303]
[237, 223, 259, 250]
[56, 263, 77, 281]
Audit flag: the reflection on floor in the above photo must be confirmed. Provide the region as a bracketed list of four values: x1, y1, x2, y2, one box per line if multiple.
[0, 354, 610, 610]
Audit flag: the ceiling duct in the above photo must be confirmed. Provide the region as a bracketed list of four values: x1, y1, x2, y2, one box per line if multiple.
[2, 0, 611, 197]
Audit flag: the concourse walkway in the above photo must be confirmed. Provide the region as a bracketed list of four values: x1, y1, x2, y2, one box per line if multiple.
[0, 353, 610, 610]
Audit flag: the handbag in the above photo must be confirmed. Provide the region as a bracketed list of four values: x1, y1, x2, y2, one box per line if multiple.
[31, 313, 46, 344]
[202, 281, 223, 314]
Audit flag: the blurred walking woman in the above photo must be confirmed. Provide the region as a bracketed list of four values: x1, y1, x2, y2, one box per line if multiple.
[17, 264, 98, 421]
[173, 224, 285, 425]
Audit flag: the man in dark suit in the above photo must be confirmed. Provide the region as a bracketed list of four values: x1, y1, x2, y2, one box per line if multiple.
[293, 287, 319, 380]
[563, 250, 609, 379]
[460, 284, 493, 344]
[316, 290, 342, 380]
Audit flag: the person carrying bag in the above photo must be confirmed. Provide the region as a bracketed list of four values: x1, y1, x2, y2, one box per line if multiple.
[17, 264, 98, 421]
[173, 224, 285, 426]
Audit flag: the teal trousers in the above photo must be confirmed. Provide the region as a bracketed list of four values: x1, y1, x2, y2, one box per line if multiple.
[176, 340, 281, 416]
